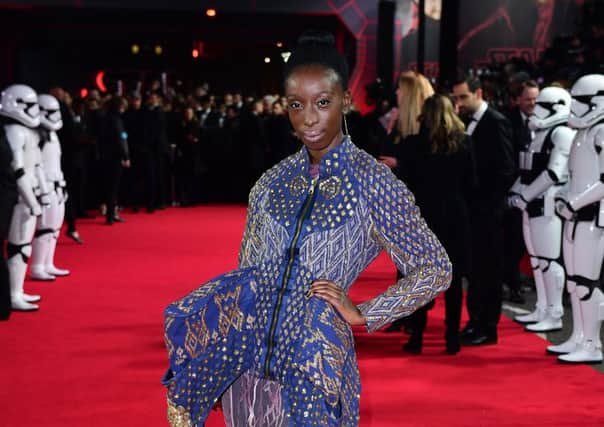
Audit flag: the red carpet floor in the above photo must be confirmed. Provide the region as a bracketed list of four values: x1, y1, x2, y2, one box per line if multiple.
[1, 206, 603, 427]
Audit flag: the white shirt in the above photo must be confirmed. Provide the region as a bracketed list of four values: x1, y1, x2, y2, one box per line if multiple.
[520, 110, 535, 140]
[465, 100, 488, 136]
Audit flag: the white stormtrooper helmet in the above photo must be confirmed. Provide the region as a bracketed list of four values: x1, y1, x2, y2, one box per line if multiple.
[38, 94, 63, 131]
[0, 84, 40, 128]
[569, 74, 604, 129]
[529, 86, 571, 130]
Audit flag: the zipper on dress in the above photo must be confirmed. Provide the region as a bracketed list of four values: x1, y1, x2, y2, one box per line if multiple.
[263, 177, 319, 378]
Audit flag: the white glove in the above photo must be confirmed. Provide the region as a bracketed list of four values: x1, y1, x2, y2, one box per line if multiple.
[555, 197, 575, 220]
[39, 192, 51, 208]
[507, 194, 527, 210]
[31, 203, 42, 217]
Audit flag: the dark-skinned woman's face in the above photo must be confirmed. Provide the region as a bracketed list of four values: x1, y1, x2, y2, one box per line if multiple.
[285, 65, 351, 162]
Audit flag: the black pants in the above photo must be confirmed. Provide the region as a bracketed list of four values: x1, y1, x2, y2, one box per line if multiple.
[0, 239, 10, 320]
[466, 211, 504, 336]
[103, 160, 123, 223]
[406, 270, 463, 338]
[503, 208, 525, 292]
[133, 151, 157, 210]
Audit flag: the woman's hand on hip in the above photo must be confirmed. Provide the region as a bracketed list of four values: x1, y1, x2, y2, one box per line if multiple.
[309, 279, 366, 326]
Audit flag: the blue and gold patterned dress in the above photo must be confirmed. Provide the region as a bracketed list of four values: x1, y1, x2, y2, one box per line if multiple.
[162, 136, 451, 426]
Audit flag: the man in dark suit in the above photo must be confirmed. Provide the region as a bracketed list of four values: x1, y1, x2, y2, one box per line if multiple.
[504, 79, 540, 304]
[142, 92, 169, 211]
[452, 76, 516, 345]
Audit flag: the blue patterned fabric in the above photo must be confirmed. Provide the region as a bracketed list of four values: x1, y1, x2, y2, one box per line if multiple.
[163, 136, 452, 426]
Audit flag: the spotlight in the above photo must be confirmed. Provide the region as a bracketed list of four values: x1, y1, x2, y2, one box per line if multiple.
[264, 57, 271, 64]
[280, 51, 291, 63]
[154, 45, 163, 55]
[80, 88, 88, 99]
[206, 8, 217, 17]
[131, 44, 140, 55]
[276, 41, 283, 48]
[192, 48, 199, 58]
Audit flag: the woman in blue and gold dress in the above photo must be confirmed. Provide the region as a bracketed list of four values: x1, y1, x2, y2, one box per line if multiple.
[162, 31, 452, 427]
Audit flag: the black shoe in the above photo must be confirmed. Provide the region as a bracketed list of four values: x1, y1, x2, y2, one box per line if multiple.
[507, 289, 526, 304]
[402, 336, 423, 354]
[66, 231, 84, 244]
[461, 332, 498, 346]
[445, 329, 460, 355]
[446, 338, 461, 355]
[459, 324, 477, 339]
[112, 216, 126, 223]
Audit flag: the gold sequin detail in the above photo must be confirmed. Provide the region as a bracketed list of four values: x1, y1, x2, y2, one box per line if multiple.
[318, 176, 342, 199]
[167, 400, 192, 427]
[289, 174, 308, 197]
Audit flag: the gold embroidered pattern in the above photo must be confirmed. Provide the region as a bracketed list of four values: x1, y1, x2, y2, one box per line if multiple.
[213, 285, 245, 336]
[182, 306, 208, 361]
[318, 175, 341, 199]
[289, 174, 309, 197]
[167, 399, 192, 427]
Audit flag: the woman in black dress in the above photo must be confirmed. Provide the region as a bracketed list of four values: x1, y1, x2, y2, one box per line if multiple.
[398, 94, 474, 354]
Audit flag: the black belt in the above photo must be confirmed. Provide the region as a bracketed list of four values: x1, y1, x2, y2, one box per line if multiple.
[576, 203, 599, 222]
[526, 198, 544, 218]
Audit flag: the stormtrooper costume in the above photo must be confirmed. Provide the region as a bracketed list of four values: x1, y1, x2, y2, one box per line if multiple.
[29, 94, 69, 280]
[554, 74, 604, 364]
[508, 87, 575, 333]
[1, 84, 50, 311]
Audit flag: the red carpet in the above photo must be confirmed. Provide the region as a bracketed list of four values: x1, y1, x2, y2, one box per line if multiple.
[1, 206, 603, 427]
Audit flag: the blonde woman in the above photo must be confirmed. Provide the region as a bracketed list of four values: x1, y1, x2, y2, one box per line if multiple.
[381, 71, 436, 335]
[397, 94, 475, 354]
[379, 70, 434, 169]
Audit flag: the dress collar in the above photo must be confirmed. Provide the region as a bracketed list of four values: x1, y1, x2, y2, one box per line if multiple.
[297, 135, 353, 178]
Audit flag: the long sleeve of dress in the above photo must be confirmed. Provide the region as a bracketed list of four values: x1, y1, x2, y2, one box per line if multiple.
[356, 162, 452, 332]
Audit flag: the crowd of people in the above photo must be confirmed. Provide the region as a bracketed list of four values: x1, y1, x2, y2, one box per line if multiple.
[49, 85, 305, 238]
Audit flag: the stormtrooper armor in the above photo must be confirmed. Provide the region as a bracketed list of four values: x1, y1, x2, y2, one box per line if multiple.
[553, 74, 604, 364]
[30, 94, 69, 280]
[508, 87, 575, 334]
[1, 84, 49, 310]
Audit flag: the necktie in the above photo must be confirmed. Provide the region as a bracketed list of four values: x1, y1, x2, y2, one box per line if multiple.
[522, 117, 532, 148]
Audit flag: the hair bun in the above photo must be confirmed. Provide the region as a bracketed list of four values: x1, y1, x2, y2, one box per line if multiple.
[297, 30, 336, 48]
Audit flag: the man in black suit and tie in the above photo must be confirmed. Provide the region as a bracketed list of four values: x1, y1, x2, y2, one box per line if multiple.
[504, 79, 540, 304]
[452, 76, 516, 345]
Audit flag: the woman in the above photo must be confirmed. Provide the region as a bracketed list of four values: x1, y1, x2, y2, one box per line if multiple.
[379, 71, 435, 334]
[380, 70, 435, 170]
[162, 32, 451, 426]
[397, 94, 474, 355]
